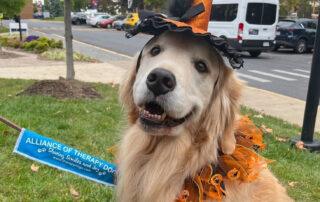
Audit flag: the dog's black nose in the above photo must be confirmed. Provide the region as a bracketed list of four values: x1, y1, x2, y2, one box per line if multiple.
[146, 68, 176, 96]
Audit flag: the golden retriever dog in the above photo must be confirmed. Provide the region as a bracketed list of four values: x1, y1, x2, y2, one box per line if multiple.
[116, 31, 292, 202]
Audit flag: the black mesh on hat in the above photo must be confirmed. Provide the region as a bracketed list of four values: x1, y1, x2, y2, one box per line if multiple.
[126, 11, 244, 69]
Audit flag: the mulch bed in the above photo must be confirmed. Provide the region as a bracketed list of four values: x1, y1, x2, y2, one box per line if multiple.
[18, 78, 102, 99]
[0, 51, 22, 59]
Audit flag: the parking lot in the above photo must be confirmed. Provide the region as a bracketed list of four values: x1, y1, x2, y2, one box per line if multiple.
[14, 20, 314, 101]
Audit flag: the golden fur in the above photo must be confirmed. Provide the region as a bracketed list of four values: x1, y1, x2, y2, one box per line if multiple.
[116, 32, 293, 202]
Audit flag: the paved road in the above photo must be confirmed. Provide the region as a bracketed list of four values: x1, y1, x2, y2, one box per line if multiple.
[8, 20, 315, 101]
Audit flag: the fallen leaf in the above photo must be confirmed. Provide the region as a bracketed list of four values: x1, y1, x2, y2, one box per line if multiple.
[253, 114, 263, 119]
[107, 145, 118, 156]
[30, 164, 39, 172]
[275, 137, 288, 142]
[288, 181, 298, 187]
[295, 141, 305, 150]
[261, 124, 273, 134]
[69, 186, 80, 198]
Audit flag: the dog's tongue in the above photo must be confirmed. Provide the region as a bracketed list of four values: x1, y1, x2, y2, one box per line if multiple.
[145, 102, 164, 115]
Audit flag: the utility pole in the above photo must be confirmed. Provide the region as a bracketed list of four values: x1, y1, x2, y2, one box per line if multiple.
[64, 0, 75, 80]
[292, 8, 320, 151]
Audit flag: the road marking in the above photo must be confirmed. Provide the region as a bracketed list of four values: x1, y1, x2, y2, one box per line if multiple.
[294, 69, 310, 74]
[272, 69, 309, 78]
[236, 72, 271, 83]
[248, 70, 296, 81]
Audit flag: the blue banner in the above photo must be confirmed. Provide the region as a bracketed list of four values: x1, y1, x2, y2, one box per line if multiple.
[13, 129, 116, 186]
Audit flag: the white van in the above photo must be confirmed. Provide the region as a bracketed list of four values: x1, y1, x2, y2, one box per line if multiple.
[208, 0, 279, 57]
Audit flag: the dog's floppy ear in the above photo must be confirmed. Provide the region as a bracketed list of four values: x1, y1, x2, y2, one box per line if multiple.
[218, 67, 242, 154]
[198, 63, 242, 154]
[119, 53, 141, 124]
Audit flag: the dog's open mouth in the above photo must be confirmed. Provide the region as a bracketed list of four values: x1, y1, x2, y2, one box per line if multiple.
[138, 102, 192, 128]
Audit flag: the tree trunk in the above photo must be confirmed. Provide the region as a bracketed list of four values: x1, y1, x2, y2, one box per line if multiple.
[64, 0, 75, 80]
[312, 0, 316, 15]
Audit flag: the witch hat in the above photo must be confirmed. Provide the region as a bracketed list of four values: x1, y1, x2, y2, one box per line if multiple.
[126, 0, 244, 69]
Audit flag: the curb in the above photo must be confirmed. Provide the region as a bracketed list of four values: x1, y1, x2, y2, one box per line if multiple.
[242, 86, 320, 132]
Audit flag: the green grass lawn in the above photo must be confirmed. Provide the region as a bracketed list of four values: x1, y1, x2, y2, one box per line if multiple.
[43, 16, 64, 22]
[0, 78, 319, 201]
[0, 79, 122, 201]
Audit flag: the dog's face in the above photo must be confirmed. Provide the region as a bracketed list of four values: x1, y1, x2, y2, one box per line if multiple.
[129, 31, 224, 135]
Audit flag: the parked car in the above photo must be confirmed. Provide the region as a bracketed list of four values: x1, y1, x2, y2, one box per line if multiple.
[99, 15, 126, 28]
[123, 13, 139, 30]
[113, 19, 125, 30]
[72, 12, 87, 25]
[33, 13, 44, 19]
[274, 19, 317, 53]
[208, 0, 279, 57]
[86, 14, 110, 27]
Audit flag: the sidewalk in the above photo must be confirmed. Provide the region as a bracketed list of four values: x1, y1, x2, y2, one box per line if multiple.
[0, 58, 319, 132]
[242, 86, 320, 131]
[0, 61, 129, 84]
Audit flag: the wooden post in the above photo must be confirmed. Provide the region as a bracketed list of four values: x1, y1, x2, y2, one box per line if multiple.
[0, 116, 22, 132]
[64, 0, 75, 80]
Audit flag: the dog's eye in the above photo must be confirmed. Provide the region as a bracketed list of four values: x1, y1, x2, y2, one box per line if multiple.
[150, 46, 161, 56]
[195, 61, 208, 73]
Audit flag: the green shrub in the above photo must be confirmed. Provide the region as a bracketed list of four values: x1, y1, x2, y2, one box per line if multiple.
[0, 36, 22, 48]
[34, 41, 49, 53]
[46, 38, 63, 49]
[40, 49, 65, 60]
[7, 37, 22, 48]
[53, 40, 63, 49]
[1, 35, 63, 53]
[0, 36, 9, 46]
[40, 49, 98, 62]
[22, 40, 38, 51]
[38, 37, 50, 44]
[73, 52, 96, 62]
[34, 37, 63, 49]
[47, 38, 55, 47]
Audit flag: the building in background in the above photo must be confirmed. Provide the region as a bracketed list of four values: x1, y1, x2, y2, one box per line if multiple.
[20, 0, 33, 19]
